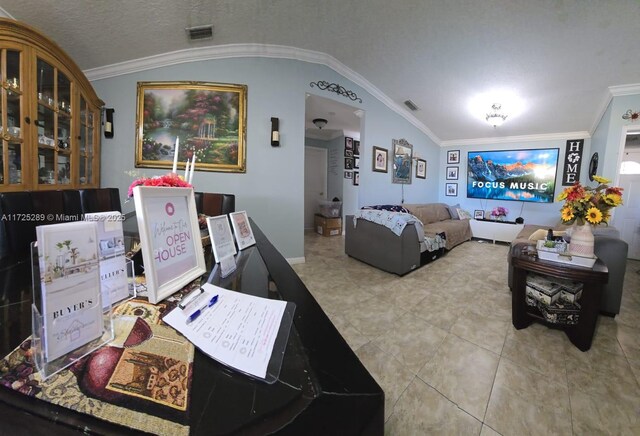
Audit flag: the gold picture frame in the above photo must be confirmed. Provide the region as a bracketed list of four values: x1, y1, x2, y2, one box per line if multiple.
[135, 81, 247, 173]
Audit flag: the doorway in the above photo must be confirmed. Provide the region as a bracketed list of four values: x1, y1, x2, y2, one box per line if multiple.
[304, 146, 327, 229]
[613, 127, 640, 260]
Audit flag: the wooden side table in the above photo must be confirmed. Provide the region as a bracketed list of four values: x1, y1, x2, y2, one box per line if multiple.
[511, 244, 609, 351]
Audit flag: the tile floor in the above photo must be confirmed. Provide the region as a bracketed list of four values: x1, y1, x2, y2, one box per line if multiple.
[292, 232, 640, 435]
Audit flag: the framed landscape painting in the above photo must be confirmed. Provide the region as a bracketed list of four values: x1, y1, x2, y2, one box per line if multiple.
[135, 81, 247, 173]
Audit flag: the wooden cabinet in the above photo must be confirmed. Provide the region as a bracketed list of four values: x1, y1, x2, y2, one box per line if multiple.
[0, 19, 103, 192]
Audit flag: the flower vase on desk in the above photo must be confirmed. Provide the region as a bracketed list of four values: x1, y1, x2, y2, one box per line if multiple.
[569, 223, 594, 258]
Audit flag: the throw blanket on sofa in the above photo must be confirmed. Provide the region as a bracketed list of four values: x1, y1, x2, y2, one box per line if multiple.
[353, 210, 425, 240]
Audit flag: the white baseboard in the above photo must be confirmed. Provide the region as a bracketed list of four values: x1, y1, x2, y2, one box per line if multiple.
[287, 257, 306, 265]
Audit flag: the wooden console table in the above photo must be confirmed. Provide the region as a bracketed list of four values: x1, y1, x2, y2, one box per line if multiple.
[511, 244, 608, 351]
[470, 219, 524, 244]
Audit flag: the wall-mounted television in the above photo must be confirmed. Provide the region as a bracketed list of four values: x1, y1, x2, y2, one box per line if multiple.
[467, 148, 559, 203]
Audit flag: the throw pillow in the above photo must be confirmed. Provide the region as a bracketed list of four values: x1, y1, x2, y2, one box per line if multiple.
[447, 203, 461, 220]
[456, 208, 472, 220]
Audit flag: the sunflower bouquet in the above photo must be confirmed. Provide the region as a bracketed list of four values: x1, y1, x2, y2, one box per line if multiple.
[557, 176, 623, 225]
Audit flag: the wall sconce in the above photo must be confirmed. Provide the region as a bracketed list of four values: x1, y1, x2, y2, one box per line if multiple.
[104, 108, 114, 138]
[271, 117, 280, 146]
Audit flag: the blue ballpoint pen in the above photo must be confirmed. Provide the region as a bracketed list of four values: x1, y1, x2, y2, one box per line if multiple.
[186, 295, 219, 324]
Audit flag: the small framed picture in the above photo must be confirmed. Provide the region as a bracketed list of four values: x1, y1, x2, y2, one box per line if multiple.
[344, 171, 352, 179]
[345, 149, 354, 157]
[474, 210, 485, 220]
[229, 211, 256, 250]
[206, 215, 237, 263]
[372, 146, 388, 173]
[416, 158, 427, 179]
[354, 156, 360, 169]
[345, 158, 354, 169]
[447, 150, 460, 164]
[353, 171, 359, 186]
[354, 140, 360, 156]
[446, 166, 459, 180]
[345, 137, 354, 150]
[445, 182, 458, 197]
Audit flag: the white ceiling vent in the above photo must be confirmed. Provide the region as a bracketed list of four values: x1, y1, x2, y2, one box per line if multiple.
[404, 100, 419, 111]
[186, 25, 214, 41]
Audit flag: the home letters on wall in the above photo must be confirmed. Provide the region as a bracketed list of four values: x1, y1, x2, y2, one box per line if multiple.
[562, 139, 584, 186]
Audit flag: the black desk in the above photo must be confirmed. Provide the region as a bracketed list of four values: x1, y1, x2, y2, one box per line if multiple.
[0, 220, 384, 435]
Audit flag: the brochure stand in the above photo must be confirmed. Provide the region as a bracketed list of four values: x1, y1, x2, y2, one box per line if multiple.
[30, 242, 116, 380]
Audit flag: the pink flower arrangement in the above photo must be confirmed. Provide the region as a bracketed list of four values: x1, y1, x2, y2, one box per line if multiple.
[490, 206, 508, 218]
[127, 173, 192, 198]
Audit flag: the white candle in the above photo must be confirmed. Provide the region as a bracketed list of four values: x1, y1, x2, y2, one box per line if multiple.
[172, 136, 180, 173]
[184, 158, 190, 181]
[188, 155, 196, 184]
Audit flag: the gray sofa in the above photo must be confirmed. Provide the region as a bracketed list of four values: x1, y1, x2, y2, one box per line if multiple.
[508, 224, 628, 316]
[345, 203, 472, 275]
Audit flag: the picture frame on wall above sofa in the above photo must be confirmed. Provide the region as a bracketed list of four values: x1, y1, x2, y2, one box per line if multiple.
[446, 166, 459, 180]
[416, 159, 427, 179]
[392, 138, 413, 184]
[445, 182, 458, 196]
[372, 146, 388, 173]
[135, 81, 247, 173]
[447, 150, 460, 164]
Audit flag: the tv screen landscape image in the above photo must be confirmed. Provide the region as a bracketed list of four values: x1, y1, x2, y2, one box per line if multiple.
[467, 148, 559, 203]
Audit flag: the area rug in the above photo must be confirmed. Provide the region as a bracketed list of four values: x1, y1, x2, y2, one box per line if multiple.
[0, 296, 196, 435]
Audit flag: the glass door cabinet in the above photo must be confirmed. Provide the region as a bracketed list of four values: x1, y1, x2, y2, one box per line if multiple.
[0, 18, 103, 192]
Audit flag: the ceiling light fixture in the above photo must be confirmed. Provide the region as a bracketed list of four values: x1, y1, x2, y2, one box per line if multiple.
[486, 103, 507, 127]
[313, 118, 328, 129]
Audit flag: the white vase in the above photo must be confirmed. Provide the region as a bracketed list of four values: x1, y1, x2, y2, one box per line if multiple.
[569, 223, 595, 258]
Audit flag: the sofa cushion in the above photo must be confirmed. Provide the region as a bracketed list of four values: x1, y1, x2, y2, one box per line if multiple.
[423, 220, 472, 250]
[447, 203, 461, 220]
[404, 203, 451, 224]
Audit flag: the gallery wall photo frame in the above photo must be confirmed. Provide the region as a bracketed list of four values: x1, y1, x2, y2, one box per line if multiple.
[372, 146, 388, 173]
[446, 166, 459, 180]
[133, 186, 206, 304]
[353, 171, 360, 186]
[345, 158, 354, 169]
[354, 156, 360, 169]
[345, 149, 354, 157]
[344, 171, 353, 179]
[230, 211, 256, 250]
[445, 182, 458, 197]
[135, 81, 247, 173]
[447, 150, 460, 165]
[206, 215, 237, 263]
[416, 158, 427, 179]
[354, 140, 360, 156]
[345, 137, 354, 150]
[392, 138, 413, 184]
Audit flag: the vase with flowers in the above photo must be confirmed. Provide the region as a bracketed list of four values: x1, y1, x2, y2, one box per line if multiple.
[490, 206, 508, 221]
[127, 172, 192, 199]
[557, 176, 623, 257]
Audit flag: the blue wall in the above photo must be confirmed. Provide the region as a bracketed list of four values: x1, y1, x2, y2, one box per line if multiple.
[92, 57, 439, 259]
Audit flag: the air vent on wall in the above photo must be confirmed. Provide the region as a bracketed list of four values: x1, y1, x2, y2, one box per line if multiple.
[404, 99, 419, 111]
[186, 24, 214, 41]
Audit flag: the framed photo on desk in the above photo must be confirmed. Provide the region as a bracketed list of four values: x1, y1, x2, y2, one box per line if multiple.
[206, 215, 237, 263]
[230, 211, 256, 250]
[133, 186, 206, 304]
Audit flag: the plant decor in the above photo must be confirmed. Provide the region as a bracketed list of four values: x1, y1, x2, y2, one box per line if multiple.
[557, 176, 623, 225]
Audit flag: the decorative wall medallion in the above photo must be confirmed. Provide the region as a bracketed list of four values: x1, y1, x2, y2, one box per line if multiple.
[622, 109, 640, 122]
[309, 81, 362, 103]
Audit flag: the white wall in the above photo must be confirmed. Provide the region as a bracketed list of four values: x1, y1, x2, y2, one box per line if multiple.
[92, 57, 438, 259]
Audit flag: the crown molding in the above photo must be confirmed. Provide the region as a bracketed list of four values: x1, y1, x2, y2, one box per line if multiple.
[84, 43, 441, 144]
[589, 91, 613, 135]
[609, 83, 640, 97]
[440, 131, 591, 147]
[0, 8, 14, 19]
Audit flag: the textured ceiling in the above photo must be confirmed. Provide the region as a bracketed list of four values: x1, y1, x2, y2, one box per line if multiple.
[2, 0, 640, 144]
